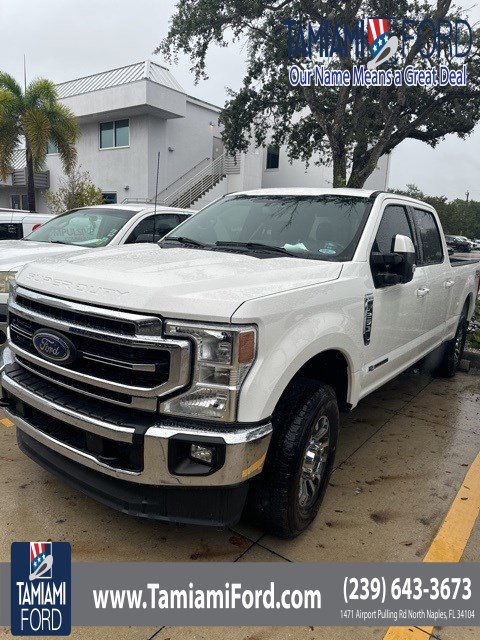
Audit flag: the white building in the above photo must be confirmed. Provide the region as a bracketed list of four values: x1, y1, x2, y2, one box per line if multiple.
[0, 61, 390, 213]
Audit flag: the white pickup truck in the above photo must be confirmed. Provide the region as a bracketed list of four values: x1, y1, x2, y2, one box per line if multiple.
[0, 204, 191, 350]
[1, 189, 479, 537]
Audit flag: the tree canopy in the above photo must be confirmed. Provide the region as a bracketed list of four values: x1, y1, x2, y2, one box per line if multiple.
[158, 0, 480, 187]
[0, 73, 78, 211]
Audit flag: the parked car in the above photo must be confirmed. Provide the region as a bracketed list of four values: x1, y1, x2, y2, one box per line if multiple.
[0, 204, 192, 349]
[1, 189, 479, 538]
[459, 236, 475, 251]
[445, 235, 472, 252]
[0, 209, 54, 241]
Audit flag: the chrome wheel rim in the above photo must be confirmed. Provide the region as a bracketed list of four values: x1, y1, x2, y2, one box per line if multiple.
[298, 415, 330, 509]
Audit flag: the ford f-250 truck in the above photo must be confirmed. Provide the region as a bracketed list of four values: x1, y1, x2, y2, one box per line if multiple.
[1, 189, 479, 538]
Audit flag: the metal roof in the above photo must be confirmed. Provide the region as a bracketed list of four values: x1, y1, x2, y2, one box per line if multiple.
[56, 61, 184, 99]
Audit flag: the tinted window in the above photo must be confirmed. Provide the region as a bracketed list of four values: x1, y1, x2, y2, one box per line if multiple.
[125, 216, 155, 244]
[165, 195, 372, 261]
[47, 140, 58, 154]
[0, 223, 22, 240]
[115, 119, 130, 147]
[102, 192, 117, 205]
[126, 214, 181, 244]
[100, 120, 130, 149]
[266, 146, 280, 169]
[25, 208, 135, 247]
[373, 205, 415, 255]
[100, 122, 114, 149]
[11, 195, 28, 210]
[412, 208, 443, 265]
[155, 214, 180, 238]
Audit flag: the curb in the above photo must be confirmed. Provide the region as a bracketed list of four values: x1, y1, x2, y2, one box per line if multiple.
[464, 349, 480, 368]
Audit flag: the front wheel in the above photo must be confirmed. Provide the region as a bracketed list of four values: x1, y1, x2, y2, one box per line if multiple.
[245, 380, 339, 538]
[435, 307, 468, 377]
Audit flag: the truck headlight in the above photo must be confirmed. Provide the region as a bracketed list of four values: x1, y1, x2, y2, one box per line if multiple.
[0, 271, 17, 294]
[160, 322, 257, 421]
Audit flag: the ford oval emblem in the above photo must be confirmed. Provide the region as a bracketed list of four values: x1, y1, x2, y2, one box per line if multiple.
[32, 330, 77, 365]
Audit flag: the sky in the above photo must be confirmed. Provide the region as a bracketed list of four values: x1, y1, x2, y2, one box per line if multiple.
[1, 0, 479, 201]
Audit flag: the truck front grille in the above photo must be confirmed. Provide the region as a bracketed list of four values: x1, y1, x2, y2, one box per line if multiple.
[8, 286, 191, 411]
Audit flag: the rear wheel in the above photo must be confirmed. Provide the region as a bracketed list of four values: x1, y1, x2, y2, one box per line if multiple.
[435, 305, 468, 377]
[245, 379, 339, 538]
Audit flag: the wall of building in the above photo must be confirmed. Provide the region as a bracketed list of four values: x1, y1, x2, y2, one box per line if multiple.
[43, 114, 151, 207]
[162, 100, 221, 192]
[259, 145, 390, 191]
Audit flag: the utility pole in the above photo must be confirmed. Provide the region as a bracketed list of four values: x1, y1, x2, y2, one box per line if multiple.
[466, 191, 469, 203]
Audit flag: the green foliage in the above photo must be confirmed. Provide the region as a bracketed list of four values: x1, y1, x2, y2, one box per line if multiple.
[467, 300, 480, 350]
[158, 1, 480, 187]
[393, 184, 480, 239]
[0, 72, 78, 210]
[44, 168, 104, 215]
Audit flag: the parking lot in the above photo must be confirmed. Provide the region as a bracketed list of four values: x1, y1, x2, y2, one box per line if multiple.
[1, 364, 479, 640]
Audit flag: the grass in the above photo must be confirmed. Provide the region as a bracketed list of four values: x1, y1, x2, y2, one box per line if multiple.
[467, 299, 480, 350]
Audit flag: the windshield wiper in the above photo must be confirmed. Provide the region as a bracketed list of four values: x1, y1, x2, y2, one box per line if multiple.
[214, 241, 296, 257]
[162, 236, 207, 248]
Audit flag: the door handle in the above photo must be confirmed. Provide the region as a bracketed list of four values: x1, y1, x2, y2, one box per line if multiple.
[444, 279, 455, 288]
[416, 287, 430, 297]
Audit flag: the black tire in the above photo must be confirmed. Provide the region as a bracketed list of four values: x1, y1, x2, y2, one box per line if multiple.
[435, 305, 468, 378]
[245, 379, 339, 538]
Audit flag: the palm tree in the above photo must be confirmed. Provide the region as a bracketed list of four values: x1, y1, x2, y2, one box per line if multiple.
[0, 73, 78, 211]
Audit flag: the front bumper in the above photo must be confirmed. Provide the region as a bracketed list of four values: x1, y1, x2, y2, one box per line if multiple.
[1, 346, 271, 525]
[17, 429, 250, 526]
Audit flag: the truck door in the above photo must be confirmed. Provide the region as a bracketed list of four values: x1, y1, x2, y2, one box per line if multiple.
[410, 207, 450, 351]
[362, 203, 428, 394]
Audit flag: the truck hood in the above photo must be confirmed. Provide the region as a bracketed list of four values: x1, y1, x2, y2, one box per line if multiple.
[16, 244, 343, 321]
[0, 240, 86, 272]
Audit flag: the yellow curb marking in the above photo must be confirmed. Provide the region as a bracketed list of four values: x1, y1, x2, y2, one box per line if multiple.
[0, 417, 14, 428]
[241, 453, 266, 478]
[384, 450, 480, 640]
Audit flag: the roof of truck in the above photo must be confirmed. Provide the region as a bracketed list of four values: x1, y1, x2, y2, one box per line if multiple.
[231, 188, 378, 198]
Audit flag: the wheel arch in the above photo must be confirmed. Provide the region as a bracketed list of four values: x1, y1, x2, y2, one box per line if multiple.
[274, 349, 351, 414]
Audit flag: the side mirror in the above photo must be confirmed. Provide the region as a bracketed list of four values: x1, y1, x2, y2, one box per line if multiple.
[371, 234, 416, 287]
[393, 234, 416, 284]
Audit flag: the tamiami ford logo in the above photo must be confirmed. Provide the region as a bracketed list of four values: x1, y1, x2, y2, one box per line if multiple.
[11, 542, 71, 636]
[285, 17, 472, 88]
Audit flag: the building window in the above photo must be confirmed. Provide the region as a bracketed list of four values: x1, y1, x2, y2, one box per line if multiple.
[266, 145, 280, 170]
[11, 194, 29, 210]
[47, 140, 58, 154]
[100, 119, 130, 149]
[102, 192, 117, 204]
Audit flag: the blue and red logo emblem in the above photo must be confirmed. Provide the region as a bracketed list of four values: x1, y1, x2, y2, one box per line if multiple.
[11, 541, 71, 636]
[367, 18, 399, 69]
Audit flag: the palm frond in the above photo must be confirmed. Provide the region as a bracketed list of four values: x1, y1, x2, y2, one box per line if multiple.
[21, 108, 51, 170]
[0, 86, 22, 180]
[0, 72, 23, 98]
[0, 120, 21, 180]
[0, 87, 22, 121]
[47, 103, 79, 174]
[25, 78, 57, 109]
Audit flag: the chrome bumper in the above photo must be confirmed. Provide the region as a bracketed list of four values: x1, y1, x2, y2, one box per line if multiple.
[0, 302, 7, 352]
[1, 348, 271, 487]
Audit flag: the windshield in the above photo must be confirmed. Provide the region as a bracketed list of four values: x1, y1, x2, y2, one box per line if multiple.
[24, 208, 136, 247]
[165, 194, 373, 260]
